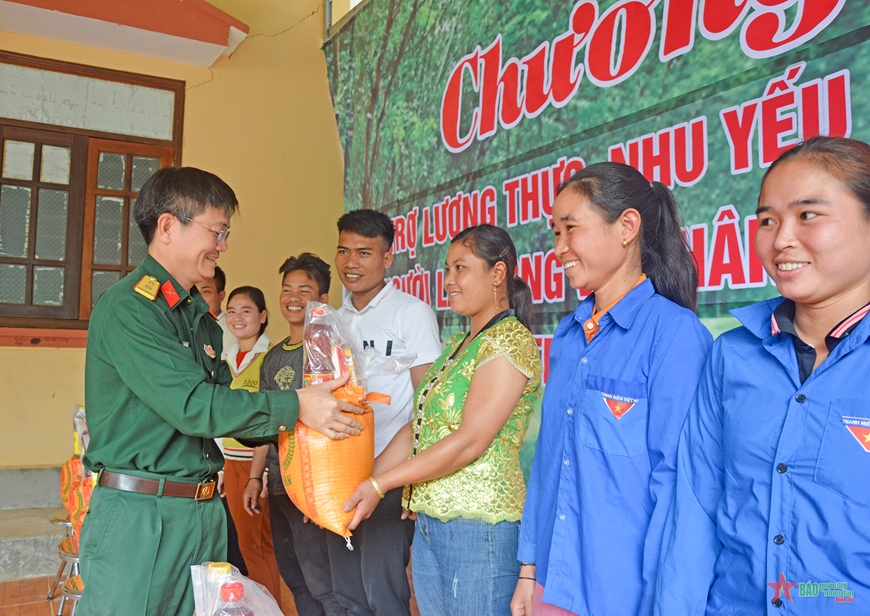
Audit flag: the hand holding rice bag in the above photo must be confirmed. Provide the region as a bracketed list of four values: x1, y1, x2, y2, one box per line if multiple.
[277, 302, 389, 540]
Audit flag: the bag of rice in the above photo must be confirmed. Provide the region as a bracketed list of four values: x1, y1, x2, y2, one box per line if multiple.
[278, 302, 388, 540]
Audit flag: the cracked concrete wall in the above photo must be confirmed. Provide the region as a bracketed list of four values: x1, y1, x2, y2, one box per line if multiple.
[0, 0, 345, 468]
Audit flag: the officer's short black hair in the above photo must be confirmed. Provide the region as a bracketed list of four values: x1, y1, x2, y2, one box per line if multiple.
[134, 167, 238, 245]
[212, 266, 226, 294]
[279, 253, 331, 296]
[337, 209, 394, 252]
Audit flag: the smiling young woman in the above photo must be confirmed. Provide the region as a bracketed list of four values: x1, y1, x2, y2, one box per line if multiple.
[343, 224, 542, 616]
[655, 136, 870, 615]
[220, 286, 283, 607]
[512, 163, 713, 616]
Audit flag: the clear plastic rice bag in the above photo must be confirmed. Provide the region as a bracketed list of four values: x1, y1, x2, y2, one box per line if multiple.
[278, 301, 415, 541]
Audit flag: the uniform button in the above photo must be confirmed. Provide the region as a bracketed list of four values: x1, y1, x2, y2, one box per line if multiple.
[586, 322, 594, 330]
[580, 357, 588, 364]
[772, 598, 783, 608]
[279, 425, 287, 432]
[558, 514, 566, 521]
[186, 298, 192, 304]
[774, 534, 785, 545]
[205, 453, 210, 458]
[567, 408, 573, 415]
[777, 463, 788, 474]
[795, 394, 806, 403]
[563, 459, 570, 466]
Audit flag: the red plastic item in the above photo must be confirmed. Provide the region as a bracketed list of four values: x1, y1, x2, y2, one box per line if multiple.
[220, 582, 244, 602]
[214, 581, 255, 616]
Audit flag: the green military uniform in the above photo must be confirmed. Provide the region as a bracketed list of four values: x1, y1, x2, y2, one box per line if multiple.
[79, 254, 298, 616]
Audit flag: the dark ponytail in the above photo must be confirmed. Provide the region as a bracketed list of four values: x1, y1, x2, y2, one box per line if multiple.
[451, 224, 535, 330]
[506, 274, 533, 330]
[560, 162, 698, 311]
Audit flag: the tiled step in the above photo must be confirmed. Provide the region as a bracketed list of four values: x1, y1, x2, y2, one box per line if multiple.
[0, 575, 70, 614]
[0, 508, 67, 581]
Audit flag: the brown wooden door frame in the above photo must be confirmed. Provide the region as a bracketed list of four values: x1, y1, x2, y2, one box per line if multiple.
[79, 139, 174, 320]
[0, 125, 87, 320]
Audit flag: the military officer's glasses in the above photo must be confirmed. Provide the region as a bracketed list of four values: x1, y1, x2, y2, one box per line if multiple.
[183, 217, 230, 244]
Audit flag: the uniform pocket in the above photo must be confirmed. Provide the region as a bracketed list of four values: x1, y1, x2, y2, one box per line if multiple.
[579, 374, 648, 457]
[814, 403, 870, 508]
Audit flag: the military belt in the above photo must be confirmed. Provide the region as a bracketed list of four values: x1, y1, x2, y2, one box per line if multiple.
[99, 470, 217, 500]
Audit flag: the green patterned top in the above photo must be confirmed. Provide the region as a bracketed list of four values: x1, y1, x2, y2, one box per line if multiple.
[405, 316, 542, 523]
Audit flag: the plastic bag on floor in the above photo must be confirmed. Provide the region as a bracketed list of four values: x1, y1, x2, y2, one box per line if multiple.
[191, 562, 282, 616]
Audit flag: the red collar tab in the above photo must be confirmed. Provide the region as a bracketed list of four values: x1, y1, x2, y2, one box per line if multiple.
[771, 313, 781, 336]
[160, 280, 182, 308]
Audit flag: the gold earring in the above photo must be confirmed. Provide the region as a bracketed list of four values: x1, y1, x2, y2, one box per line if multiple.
[622, 239, 628, 248]
[493, 285, 498, 311]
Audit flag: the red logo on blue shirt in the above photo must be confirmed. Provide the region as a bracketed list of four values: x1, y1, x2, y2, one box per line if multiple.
[768, 572, 798, 602]
[842, 416, 870, 453]
[601, 393, 637, 420]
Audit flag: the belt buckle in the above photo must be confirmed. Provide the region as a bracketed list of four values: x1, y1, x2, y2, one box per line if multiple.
[194, 480, 216, 501]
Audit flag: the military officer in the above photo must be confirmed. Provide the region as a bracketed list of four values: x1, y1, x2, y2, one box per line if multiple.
[78, 167, 363, 615]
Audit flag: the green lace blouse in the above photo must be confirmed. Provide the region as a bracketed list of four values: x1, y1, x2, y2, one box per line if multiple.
[404, 316, 542, 523]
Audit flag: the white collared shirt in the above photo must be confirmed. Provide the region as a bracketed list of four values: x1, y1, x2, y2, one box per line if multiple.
[223, 332, 271, 376]
[215, 311, 235, 361]
[339, 283, 442, 455]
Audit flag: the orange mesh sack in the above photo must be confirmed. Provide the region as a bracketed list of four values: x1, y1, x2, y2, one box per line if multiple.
[278, 302, 389, 540]
[69, 476, 94, 551]
[70, 406, 94, 548]
[60, 456, 78, 514]
[60, 408, 86, 512]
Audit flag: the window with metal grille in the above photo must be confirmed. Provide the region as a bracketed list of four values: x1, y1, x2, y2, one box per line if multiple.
[0, 52, 183, 331]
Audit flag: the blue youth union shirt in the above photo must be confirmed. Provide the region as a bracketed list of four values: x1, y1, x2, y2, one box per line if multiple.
[655, 297, 870, 615]
[519, 280, 712, 616]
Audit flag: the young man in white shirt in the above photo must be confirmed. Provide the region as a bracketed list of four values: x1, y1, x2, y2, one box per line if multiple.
[330, 209, 442, 616]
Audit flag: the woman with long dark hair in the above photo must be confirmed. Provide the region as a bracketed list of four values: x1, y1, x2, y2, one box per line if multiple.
[511, 162, 712, 616]
[344, 224, 542, 615]
[220, 286, 283, 607]
[655, 136, 870, 614]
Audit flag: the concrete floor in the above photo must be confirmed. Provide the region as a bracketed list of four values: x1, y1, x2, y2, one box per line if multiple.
[0, 567, 422, 615]
[0, 506, 421, 615]
[0, 509, 66, 582]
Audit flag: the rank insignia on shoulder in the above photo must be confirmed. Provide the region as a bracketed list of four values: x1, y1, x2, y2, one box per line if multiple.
[160, 280, 181, 308]
[204, 344, 216, 359]
[133, 276, 160, 301]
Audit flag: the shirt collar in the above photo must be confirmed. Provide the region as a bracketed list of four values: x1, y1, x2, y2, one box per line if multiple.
[772, 298, 870, 351]
[140, 254, 195, 310]
[341, 280, 394, 314]
[730, 297, 786, 340]
[572, 278, 655, 330]
[251, 332, 271, 354]
[733, 296, 870, 349]
[225, 333, 270, 372]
